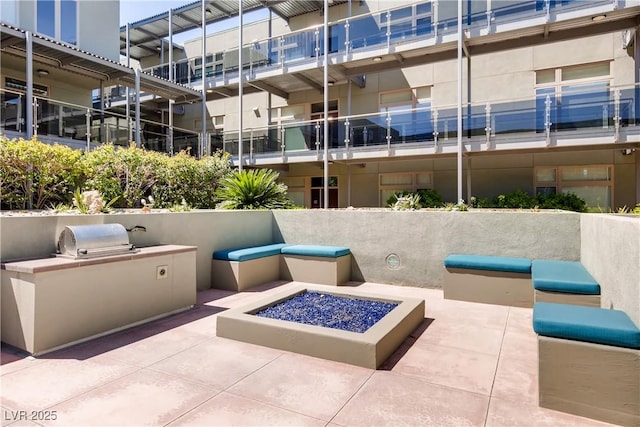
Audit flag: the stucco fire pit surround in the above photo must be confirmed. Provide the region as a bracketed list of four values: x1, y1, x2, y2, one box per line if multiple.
[217, 284, 425, 369]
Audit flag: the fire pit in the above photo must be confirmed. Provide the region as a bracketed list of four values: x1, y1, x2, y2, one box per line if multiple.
[217, 284, 424, 369]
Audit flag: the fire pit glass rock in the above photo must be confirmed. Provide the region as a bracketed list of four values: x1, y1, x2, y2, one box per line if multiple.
[255, 291, 398, 333]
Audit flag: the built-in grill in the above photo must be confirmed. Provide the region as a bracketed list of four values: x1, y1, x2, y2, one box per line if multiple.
[57, 224, 137, 259]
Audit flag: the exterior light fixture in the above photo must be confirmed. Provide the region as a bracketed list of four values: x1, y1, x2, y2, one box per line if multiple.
[592, 14, 606, 21]
[206, 88, 214, 93]
[37, 69, 49, 77]
[327, 80, 335, 86]
[252, 106, 261, 117]
[372, 56, 382, 62]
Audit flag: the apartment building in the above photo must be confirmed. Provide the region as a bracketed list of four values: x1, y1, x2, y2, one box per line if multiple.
[2, 0, 640, 211]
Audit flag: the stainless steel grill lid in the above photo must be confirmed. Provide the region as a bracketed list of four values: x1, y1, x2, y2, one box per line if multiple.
[57, 224, 136, 259]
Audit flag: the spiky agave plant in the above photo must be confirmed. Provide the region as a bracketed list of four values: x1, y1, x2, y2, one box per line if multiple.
[215, 168, 295, 210]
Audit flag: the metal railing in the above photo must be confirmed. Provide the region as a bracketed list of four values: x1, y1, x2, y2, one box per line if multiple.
[1, 88, 201, 156]
[212, 83, 639, 159]
[139, 0, 616, 87]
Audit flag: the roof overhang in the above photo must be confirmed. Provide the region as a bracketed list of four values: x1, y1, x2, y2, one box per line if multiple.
[1, 23, 202, 103]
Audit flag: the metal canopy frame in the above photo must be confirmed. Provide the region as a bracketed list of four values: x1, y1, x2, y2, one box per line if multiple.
[1, 23, 202, 103]
[120, 0, 347, 60]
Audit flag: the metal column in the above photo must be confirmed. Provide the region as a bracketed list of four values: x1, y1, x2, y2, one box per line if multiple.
[238, 0, 244, 170]
[126, 23, 131, 142]
[25, 31, 33, 139]
[323, 0, 329, 209]
[201, 0, 207, 157]
[134, 69, 141, 147]
[456, 0, 463, 202]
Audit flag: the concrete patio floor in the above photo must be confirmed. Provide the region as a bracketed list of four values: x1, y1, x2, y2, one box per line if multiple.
[1, 281, 616, 427]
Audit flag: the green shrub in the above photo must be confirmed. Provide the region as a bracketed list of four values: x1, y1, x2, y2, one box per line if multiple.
[152, 151, 232, 209]
[0, 137, 84, 209]
[82, 144, 165, 208]
[216, 168, 295, 210]
[493, 189, 535, 209]
[386, 188, 444, 209]
[535, 192, 587, 212]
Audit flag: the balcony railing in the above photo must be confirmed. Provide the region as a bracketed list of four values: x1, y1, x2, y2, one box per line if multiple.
[140, 0, 616, 87]
[212, 83, 639, 158]
[1, 88, 200, 156]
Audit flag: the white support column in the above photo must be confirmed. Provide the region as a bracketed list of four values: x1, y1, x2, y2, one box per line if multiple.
[323, 0, 330, 209]
[201, 0, 207, 157]
[25, 31, 33, 140]
[134, 68, 141, 147]
[169, 99, 174, 156]
[169, 9, 173, 82]
[457, 0, 463, 202]
[238, 0, 244, 170]
[126, 23, 132, 143]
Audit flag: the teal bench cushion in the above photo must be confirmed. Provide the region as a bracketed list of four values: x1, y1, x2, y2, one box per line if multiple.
[533, 302, 640, 349]
[213, 243, 289, 262]
[444, 254, 531, 274]
[532, 260, 600, 295]
[281, 245, 350, 258]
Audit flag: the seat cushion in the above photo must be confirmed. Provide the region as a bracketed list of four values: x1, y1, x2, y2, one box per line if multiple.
[532, 260, 600, 295]
[213, 243, 289, 262]
[444, 254, 531, 274]
[533, 302, 640, 349]
[281, 245, 350, 258]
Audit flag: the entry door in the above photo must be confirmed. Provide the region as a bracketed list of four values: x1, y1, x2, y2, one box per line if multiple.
[311, 188, 338, 209]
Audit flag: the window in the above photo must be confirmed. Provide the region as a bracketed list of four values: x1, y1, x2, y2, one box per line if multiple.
[379, 86, 431, 112]
[535, 62, 612, 132]
[37, 0, 55, 37]
[534, 165, 613, 211]
[5, 77, 48, 96]
[379, 172, 433, 206]
[311, 176, 338, 209]
[379, 87, 432, 144]
[37, 0, 78, 45]
[281, 177, 305, 207]
[60, 0, 77, 45]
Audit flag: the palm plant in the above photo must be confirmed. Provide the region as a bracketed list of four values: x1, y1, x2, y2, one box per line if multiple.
[215, 168, 295, 209]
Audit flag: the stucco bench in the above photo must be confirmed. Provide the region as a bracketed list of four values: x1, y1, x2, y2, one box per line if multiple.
[212, 243, 289, 291]
[532, 260, 601, 307]
[533, 302, 640, 426]
[443, 254, 533, 307]
[280, 245, 351, 286]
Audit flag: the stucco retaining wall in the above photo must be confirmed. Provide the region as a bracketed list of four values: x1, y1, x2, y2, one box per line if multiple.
[272, 210, 582, 288]
[581, 214, 640, 327]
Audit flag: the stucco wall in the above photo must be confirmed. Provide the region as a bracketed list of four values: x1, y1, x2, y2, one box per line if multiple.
[272, 210, 581, 287]
[0, 211, 273, 291]
[580, 214, 640, 327]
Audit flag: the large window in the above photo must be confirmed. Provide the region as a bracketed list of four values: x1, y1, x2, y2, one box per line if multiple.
[61, 0, 77, 45]
[37, 0, 78, 45]
[535, 165, 613, 211]
[37, 0, 55, 38]
[535, 62, 612, 132]
[379, 172, 433, 206]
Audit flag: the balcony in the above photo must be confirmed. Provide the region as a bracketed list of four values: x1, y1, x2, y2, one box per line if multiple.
[139, 0, 637, 96]
[1, 88, 200, 155]
[212, 83, 640, 165]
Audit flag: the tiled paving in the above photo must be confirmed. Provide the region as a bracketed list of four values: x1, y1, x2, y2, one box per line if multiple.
[1, 281, 616, 427]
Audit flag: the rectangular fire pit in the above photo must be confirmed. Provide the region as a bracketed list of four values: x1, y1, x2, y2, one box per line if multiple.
[216, 284, 424, 369]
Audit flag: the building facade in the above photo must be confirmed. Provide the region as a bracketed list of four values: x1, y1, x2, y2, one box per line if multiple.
[2, 0, 640, 210]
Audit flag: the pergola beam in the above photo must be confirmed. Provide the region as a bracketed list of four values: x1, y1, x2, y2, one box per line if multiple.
[248, 80, 289, 99]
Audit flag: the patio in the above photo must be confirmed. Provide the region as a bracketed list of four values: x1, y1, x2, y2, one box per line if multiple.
[0, 280, 614, 427]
